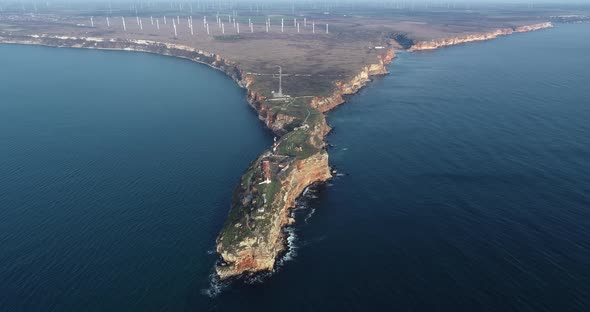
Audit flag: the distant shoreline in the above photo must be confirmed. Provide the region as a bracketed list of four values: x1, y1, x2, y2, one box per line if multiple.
[409, 22, 553, 51]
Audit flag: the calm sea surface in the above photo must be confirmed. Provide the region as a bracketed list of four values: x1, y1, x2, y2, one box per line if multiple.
[1, 24, 590, 311]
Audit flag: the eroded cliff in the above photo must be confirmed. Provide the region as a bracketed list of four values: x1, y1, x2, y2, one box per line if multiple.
[310, 49, 396, 113]
[409, 22, 553, 51]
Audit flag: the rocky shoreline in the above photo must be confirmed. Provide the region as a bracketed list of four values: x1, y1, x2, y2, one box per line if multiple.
[409, 22, 553, 51]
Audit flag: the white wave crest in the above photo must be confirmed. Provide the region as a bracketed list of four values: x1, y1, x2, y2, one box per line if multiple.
[277, 227, 298, 266]
[201, 270, 227, 298]
[304, 208, 316, 223]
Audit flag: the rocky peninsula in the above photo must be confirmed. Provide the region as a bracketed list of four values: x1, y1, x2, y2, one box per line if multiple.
[0, 9, 558, 280]
[216, 48, 395, 279]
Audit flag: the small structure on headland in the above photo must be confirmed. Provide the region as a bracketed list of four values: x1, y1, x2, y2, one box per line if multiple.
[258, 160, 272, 185]
[272, 65, 290, 99]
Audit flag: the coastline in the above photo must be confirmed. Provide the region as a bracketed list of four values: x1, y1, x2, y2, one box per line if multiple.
[409, 22, 553, 51]
[0, 20, 552, 280]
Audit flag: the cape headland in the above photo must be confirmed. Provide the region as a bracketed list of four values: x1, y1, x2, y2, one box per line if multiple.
[0, 4, 566, 279]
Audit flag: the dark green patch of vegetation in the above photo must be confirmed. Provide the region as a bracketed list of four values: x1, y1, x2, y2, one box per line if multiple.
[388, 32, 414, 49]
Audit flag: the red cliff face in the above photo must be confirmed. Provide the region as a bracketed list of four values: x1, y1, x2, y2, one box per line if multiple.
[515, 22, 554, 33]
[409, 22, 553, 51]
[246, 90, 297, 136]
[311, 49, 396, 113]
[216, 151, 331, 280]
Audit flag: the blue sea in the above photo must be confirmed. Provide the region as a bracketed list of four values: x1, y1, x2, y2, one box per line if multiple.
[1, 24, 589, 311]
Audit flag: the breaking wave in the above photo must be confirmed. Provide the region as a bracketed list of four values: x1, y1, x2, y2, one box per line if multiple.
[304, 208, 316, 223]
[278, 227, 298, 264]
[201, 270, 228, 298]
